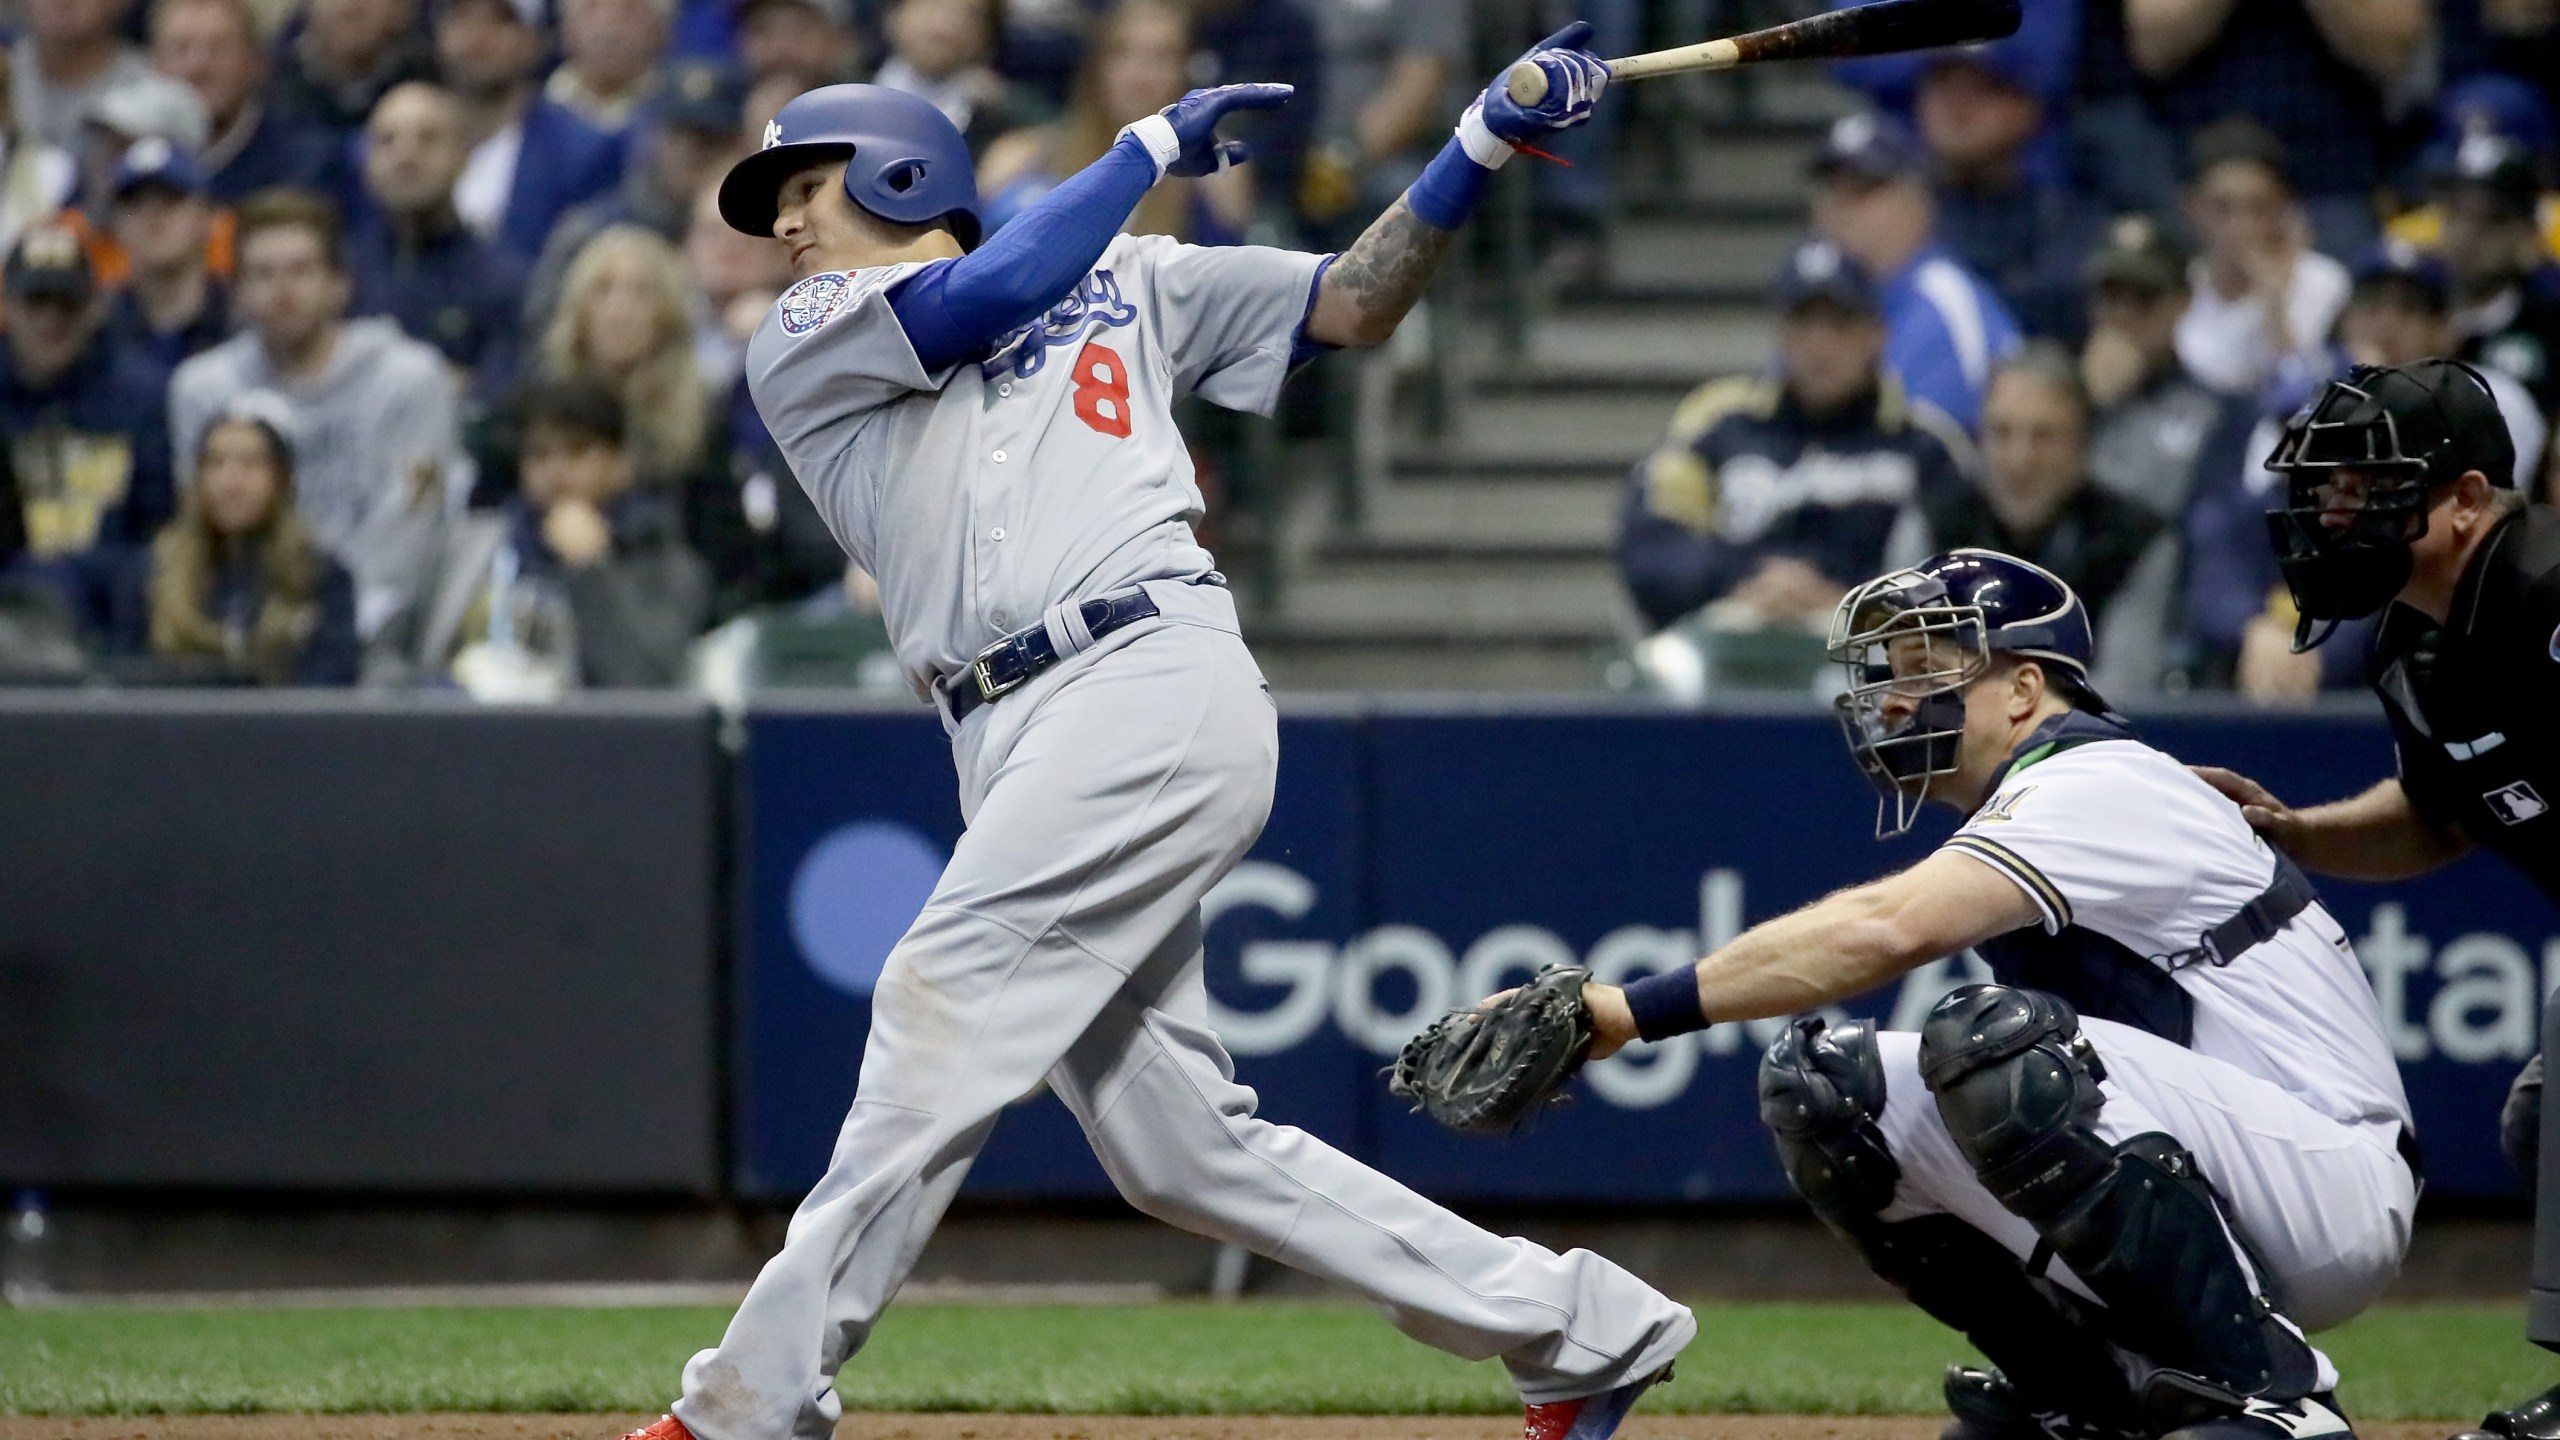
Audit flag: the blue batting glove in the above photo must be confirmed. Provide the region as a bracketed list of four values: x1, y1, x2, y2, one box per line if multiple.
[1121, 83, 1296, 180]
[1478, 21, 1609, 145]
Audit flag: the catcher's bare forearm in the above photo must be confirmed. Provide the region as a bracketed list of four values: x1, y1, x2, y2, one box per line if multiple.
[1305, 198, 1454, 349]
[1613, 851, 2039, 1045]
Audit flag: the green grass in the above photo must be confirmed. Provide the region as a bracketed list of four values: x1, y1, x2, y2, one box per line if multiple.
[0, 1301, 2543, 1419]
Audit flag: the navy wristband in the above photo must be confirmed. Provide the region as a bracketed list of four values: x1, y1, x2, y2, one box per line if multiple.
[1622, 967, 1710, 1043]
[1405, 136, 1494, 231]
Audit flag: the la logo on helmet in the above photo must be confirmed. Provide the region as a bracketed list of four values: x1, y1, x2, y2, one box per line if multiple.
[763, 120, 783, 149]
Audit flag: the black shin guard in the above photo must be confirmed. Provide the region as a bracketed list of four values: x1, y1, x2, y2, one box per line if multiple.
[1920, 986, 2320, 1404]
[1761, 1015, 2141, 1427]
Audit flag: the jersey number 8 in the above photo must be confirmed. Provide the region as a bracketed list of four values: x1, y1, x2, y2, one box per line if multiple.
[1072, 341, 1133, 439]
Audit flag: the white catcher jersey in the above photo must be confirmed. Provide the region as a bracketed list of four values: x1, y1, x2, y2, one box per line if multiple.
[1940, 739, 2412, 1137]
[744, 234, 1327, 697]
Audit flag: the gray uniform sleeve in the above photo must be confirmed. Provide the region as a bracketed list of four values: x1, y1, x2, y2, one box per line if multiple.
[1127, 236, 1328, 417]
[745, 266, 937, 462]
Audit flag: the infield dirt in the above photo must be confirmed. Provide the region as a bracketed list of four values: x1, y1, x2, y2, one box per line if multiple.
[0, 1416, 2471, 1440]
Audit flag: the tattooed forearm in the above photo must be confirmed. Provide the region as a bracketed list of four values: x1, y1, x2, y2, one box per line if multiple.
[1306, 197, 1454, 348]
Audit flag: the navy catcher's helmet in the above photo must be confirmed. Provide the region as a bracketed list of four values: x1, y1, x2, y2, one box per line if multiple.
[719, 84, 982, 248]
[1827, 549, 2101, 836]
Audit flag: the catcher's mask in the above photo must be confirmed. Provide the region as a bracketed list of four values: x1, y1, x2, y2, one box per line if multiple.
[2264, 359, 2514, 650]
[1828, 550, 2099, 839]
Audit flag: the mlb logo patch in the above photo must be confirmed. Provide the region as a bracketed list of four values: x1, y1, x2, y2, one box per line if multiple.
[2484, 781, 2550, 826]
[778, 271, 854, 336]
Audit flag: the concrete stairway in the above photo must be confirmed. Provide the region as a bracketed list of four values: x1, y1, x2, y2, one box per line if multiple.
[1246, 71, 1859, 692]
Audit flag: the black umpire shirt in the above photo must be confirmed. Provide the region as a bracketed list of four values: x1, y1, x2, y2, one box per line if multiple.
[2368, 503, 2560, 902]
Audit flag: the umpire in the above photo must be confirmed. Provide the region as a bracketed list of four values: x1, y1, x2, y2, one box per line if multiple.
[2196, 358, 2560, 1440]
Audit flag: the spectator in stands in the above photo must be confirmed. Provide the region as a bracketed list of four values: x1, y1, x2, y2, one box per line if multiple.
[99, 137, 229, 391]
[547, 0, 670, 134]
[436, 0, 624, 261]
[347, 83, 527, 399]
[2079, 215, 2254, 521]
[269, 0, 435, 141]
[369, 374, 707, 692]
[1185, 0, 1319, 222]
[537, 225, 712, 491]
[994, 0, 1087, 109]
[682, 175, 786, 389]
[870, 0, 1047, 157]
[2434, 135, 2560, 422]
[2125, 0, 2425, 257]
[0, 56, 79, 261]
[2181, 240, 2549, 700]
[979, 0, 1252, 243]
[135, 402, 359, 683]
[151, 0, 344, 204]
[1808, 111, 2022, 432]
[2383, 74, 2560, 263]
[11, 0, 176, 153]
[0, 223, 175, 634]
[1920, 344, 2164, 637]
[1296, 0, 1463, 244]
[1910, 48, 2106, 342]
[171, 189, 462, 640]
[71, 70, 208, 216]
[1616, 239, 1971, 634]
[526, 59, 745, 328]
[2174, 118, 2350, 401]
[2432, 1, 2560, 163]
[732, 0, 859, 92]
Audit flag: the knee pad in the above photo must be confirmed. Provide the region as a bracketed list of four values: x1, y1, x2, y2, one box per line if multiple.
[1759, 1013, 1899, 1225]
[1919, 984, 2114, 1222]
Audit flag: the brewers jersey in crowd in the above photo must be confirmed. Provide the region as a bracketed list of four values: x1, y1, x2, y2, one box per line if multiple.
[1942, 718, 2413, 1141]
[743, 235, 1323, 698]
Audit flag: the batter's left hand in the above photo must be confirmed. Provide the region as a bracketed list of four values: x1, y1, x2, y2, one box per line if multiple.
[1477, 21, 1610, 144]
[1152, 83, 1295, 178]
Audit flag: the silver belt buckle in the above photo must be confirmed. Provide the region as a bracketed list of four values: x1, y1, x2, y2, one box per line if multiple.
[969, 637, 1027, 703]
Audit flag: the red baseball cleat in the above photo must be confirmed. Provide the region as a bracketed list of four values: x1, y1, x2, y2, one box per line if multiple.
[1523, 1365, 1674, 1440]
[615, 1415, 696, 1440]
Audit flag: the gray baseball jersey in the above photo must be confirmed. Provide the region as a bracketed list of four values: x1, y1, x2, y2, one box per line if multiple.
[744, 233, 1326, 697]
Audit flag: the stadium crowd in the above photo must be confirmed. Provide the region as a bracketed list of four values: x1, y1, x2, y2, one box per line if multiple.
[0, 0, 2551, 699]
[1622, 0, 2560, 701]
[0, 0, 1472, 691]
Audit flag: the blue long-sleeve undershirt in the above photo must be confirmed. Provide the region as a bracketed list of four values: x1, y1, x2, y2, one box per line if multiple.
[889, 135, 1162, 373]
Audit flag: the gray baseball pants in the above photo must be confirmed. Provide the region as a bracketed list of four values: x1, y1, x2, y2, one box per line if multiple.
[674, 585, 1697, 1440]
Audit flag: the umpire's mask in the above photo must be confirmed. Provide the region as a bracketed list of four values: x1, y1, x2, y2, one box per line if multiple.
[2265, 359, 2515, 651]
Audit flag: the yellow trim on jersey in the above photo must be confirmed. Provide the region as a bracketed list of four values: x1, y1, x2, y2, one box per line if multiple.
[1642, 449, 1716, 532]
[1640, 375, 1776, 536]
[1944, 834, 2073, 930]
[2384, 194, 2560, 264]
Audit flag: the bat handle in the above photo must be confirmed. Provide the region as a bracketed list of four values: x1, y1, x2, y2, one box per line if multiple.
[1503, 59, 1549, 106]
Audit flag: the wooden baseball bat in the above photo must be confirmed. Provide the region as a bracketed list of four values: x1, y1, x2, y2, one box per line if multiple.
[1505, 0, 2022, 105]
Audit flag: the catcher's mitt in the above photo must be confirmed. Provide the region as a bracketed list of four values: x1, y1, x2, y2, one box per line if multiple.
[1389, 964, 1595, 1134]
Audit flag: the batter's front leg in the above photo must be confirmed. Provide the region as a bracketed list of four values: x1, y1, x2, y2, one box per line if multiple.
[1049, 925, 1696, 1403]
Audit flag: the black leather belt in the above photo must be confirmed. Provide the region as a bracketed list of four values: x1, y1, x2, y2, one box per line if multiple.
[940, 575, 1220, 723]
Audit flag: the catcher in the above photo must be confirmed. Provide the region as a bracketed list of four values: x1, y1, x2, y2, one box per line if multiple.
[1395, 549, 2417, 1440]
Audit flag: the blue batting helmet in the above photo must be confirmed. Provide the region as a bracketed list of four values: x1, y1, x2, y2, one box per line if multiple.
[718, 84, 981, 248]
[1827, 549, 2101, 836]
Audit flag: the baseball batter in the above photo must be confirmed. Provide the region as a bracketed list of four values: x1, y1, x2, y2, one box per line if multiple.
[615, 31, 1696, 1440]
[1548, 551, 2415, 1440]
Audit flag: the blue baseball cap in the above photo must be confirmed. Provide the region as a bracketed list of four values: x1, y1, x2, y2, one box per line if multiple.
[2348, 237, 2450, 310]
[1773, 238, 1879, 314]
[2435, 73, 2552, 158]
[1809, 111, 1922, 184]
[110, 135, 208, 201]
